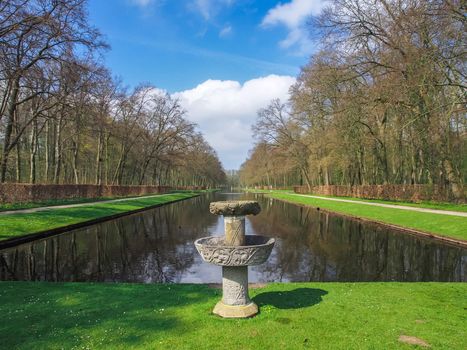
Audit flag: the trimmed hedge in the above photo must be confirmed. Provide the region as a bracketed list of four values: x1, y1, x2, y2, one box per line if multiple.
[293, 184, 464, 203]
[0, 184, 178, 204]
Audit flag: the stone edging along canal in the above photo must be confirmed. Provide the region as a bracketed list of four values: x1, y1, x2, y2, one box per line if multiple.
[0, 194, 200, 250]
[268, 196, 467, 249]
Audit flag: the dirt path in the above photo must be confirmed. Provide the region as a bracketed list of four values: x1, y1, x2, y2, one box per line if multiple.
[0, 194, 165, 216]
[291, 194, 467, 218]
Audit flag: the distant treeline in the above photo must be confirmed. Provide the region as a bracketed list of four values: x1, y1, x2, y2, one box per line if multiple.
[240, 0, 465, 200]
[0, 1, 226, 187]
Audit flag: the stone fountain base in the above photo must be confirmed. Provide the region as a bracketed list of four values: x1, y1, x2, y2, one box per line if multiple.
[214, 265, 258, 318]
[213, 301, 258, 318]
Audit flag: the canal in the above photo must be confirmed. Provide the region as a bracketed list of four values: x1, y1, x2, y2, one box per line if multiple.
[0, 192, 465, 282]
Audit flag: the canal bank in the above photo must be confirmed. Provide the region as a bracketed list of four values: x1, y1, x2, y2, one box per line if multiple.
[262, 192, 467, 245]
[0, 192, 201, 248]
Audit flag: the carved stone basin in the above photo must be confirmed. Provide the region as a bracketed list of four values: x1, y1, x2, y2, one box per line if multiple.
[195, 235, 275, 266]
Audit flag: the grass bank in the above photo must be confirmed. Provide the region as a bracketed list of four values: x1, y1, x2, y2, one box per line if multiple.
[0, 196, 129, 212]
[0, 192, 198, 242]
[0, 282, 464, 349]
[266, 192, 467, 241]
[313, 195, 467, 212]
[245, 189, 467, 212]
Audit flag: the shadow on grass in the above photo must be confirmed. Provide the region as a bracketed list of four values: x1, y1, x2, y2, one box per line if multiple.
[253, 288, 328, 309]
[0, 282, 216, 349]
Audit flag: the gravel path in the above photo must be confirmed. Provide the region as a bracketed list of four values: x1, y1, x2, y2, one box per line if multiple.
[291, 194, 467, 217]
[0, 194, 165, 216]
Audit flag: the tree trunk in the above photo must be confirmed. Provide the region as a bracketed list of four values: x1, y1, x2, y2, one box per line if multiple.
[0, 77, 20, 182]
[139, 158, 152, 185]
[45, 119, 50, 183]
[112, 144, 126, 185]
[443, 158, 464, 201]
[53, 116, 63, 184]
[15, 128, 21, 183]
[29, 117, 38, 184]
[72, 139, 79, 184]
[301, 166, 312, 192]
[95, 131, 103, 185]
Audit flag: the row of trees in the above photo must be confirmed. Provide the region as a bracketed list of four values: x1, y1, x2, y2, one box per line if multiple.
[0, 0, 225, 187]
[240, 0, 465, 199]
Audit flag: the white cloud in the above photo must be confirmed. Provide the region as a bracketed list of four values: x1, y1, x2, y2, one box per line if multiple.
[192, 0, 234, 20]
[219, 25, 233, 38]
[173, 75, 296, 169]
[262, 0, 324, 28]
[262, 0, 327, 55]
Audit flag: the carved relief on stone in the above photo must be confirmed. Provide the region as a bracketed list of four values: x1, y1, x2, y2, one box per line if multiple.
[222, 267, 249, 305]
[195, 236, 275, 266]
[225, 216, 245, 246]
[223, 280, 247, 305]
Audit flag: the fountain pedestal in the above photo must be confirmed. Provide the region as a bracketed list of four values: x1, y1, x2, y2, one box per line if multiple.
[195, 200, 274, 318]
[213, 266, 258, 317]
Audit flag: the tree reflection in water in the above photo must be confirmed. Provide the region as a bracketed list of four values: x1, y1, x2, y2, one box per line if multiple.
[250, 198, 466, 282]
[0, 195, 217, 283]
[0, 193, 465, 282]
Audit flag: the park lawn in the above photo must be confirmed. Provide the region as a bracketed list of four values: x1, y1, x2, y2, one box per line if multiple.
[0, 192, 198, 241]
[0, 196, 124, 212]
[244, 189, 467, 212]
[0, 190, 218, 212]
[267, 193, 467, 241]
[0, 282, 465, 350]
[300, 194, 467, 212]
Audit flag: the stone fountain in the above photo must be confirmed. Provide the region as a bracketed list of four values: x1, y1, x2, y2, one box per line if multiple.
[194, 201, 275, 318]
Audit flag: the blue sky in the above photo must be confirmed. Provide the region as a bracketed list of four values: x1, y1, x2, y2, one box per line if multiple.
[88, 0, 326, 169]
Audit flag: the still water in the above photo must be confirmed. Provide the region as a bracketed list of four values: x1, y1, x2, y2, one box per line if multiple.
[0, 192, 465, 282]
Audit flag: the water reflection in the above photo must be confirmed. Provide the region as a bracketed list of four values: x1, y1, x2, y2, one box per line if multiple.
[251, 198, 466, 282]
[0, 193, 465, 282]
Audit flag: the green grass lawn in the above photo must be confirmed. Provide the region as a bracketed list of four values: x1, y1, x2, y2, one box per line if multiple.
[244, 189, 467, 212]
[300, 194, 467, 212]
[0, 190, 218, 212]
[0, 192, 198, 241]
[267, 193, 467, 241]
[0, 196, 128, 212]
[0, 282, 465, 349]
